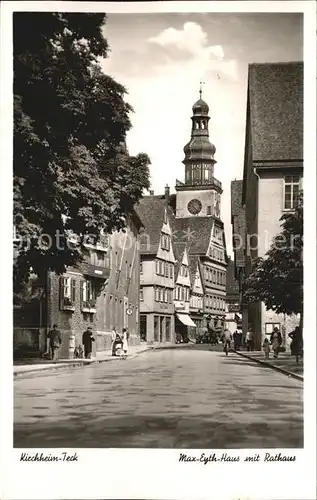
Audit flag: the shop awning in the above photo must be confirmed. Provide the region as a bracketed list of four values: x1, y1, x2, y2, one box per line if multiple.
[176, 313, 197, 327]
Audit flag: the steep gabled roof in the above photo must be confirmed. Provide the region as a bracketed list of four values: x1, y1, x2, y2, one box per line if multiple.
[248, 61, 303, 162]
[135, 195, 173, 255]
[172, 216, 222, 255]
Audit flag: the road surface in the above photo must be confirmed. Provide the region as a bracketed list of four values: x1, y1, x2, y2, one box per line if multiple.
[14, 348, 303, 448]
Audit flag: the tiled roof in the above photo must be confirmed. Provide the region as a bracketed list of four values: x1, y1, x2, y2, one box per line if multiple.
[231, 180, 245, 268]
[171, 216, 219, 255]
[226, 257, 239, 299]
[135, 195, 173, 255]
[248, 62, 303, 162]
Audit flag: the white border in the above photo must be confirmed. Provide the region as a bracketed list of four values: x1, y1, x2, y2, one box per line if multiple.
[0, 2, 316, 500]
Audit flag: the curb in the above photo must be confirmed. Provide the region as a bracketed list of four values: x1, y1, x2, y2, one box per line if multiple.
[14, 347, 153, 377]
[233, 350, 303, 382]
[14, 361, 89, 378]
[13, 344, 197, 377]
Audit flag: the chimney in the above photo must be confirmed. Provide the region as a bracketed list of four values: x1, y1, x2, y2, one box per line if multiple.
[165, 184, 170, 204]
[149, 190, 154, 195]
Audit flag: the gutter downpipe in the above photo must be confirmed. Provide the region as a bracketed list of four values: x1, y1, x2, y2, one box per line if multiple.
[253, 167, 262, 350]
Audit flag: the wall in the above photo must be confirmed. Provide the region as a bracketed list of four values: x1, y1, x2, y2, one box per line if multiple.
[257, 171, 300, 346]
[257, 172, 287, 257]
[176, 188, 220, 218]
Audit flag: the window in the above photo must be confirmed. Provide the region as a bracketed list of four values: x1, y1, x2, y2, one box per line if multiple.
[96, 250, 105, 267]
[164, 289, 168, 303]
[164, 209, 167, 224]
[265, 322, 281, 335]
[155, 287, 159, 302]
[206, 205, 212, 215]
[165, 262, 169, 278]
[140, 288, 144, 301]
[60, 277, 76, 309]
[140, 262, 143, 274]
[284, 175, 300, 210]
[80, 279, 96, 310]
[169, 264, 174, 279]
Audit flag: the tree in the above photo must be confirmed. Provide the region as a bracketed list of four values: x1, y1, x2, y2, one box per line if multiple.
[243, 194, 303, 328]
[13, 13, 150, 292]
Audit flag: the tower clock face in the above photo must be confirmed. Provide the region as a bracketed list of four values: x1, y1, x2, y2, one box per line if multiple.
[187, 198, 202, 215]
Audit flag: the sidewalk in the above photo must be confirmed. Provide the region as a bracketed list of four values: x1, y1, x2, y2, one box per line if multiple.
[14, 342, 196, 377]
[234, 349, 303, 381]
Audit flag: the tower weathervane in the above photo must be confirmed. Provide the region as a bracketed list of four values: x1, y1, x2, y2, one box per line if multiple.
[199, 81, 205, 99]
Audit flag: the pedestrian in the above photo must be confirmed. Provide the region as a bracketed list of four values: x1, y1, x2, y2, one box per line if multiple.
[46, 324, 62, 361]
[222, 328, 232, 356]
[237, 329, 242, 349]
[233, 330, 239, 350]
[121, 328, 129, 358]
[111, 326, 117, 356]
[82, 327, 95, 359]
[245, 328, 254, 351]
[288, 326, 303, 363]
[270, 327, 282, 359]
[262, 337, 270, 359]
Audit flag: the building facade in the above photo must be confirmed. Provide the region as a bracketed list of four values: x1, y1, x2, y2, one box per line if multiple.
[173, 244, 196, 341]
[240, 61, 303, 349]
[225, 257, 241, 332]
[14, 212, 143, 359]
[188, 256, 205, 337]
[136, 195, 176, 343]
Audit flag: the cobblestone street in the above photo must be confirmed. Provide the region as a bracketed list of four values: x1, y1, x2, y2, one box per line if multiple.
[14, 348, 303, 448]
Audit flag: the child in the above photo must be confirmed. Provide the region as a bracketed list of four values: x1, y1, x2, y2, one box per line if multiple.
[262, 338, 270, 359]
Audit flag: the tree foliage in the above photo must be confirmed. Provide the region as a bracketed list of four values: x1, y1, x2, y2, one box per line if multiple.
[243, 195, 303, 316]
[13, 13, 150, 291]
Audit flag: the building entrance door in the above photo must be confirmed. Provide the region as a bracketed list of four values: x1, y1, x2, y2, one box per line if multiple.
[140, 315, 147, 341]
[160, 316, 164, 342]
[165, 317, 171, 342]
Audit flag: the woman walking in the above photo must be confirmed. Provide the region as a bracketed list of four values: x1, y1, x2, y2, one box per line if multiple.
[288, 326, 303, 363]
[270, 327, 282, 359]
[121, 328, 129, 359]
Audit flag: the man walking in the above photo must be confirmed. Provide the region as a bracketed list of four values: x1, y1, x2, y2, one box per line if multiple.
[233, 330, 239, 350]
[222, 328, 232, 356]
[82, 327, 95, 359]
[47, 324, 62, 361]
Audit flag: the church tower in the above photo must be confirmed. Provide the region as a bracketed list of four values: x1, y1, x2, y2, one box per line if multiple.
[175, 86, 222, 219]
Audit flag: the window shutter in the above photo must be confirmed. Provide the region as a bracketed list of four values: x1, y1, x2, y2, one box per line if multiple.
[80, 280, 84, 305]
[59, 277, 64, 309]
[71, 279, 76, 303]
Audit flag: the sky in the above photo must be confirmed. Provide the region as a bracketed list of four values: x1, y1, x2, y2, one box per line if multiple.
[100, 13, 303, 255]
